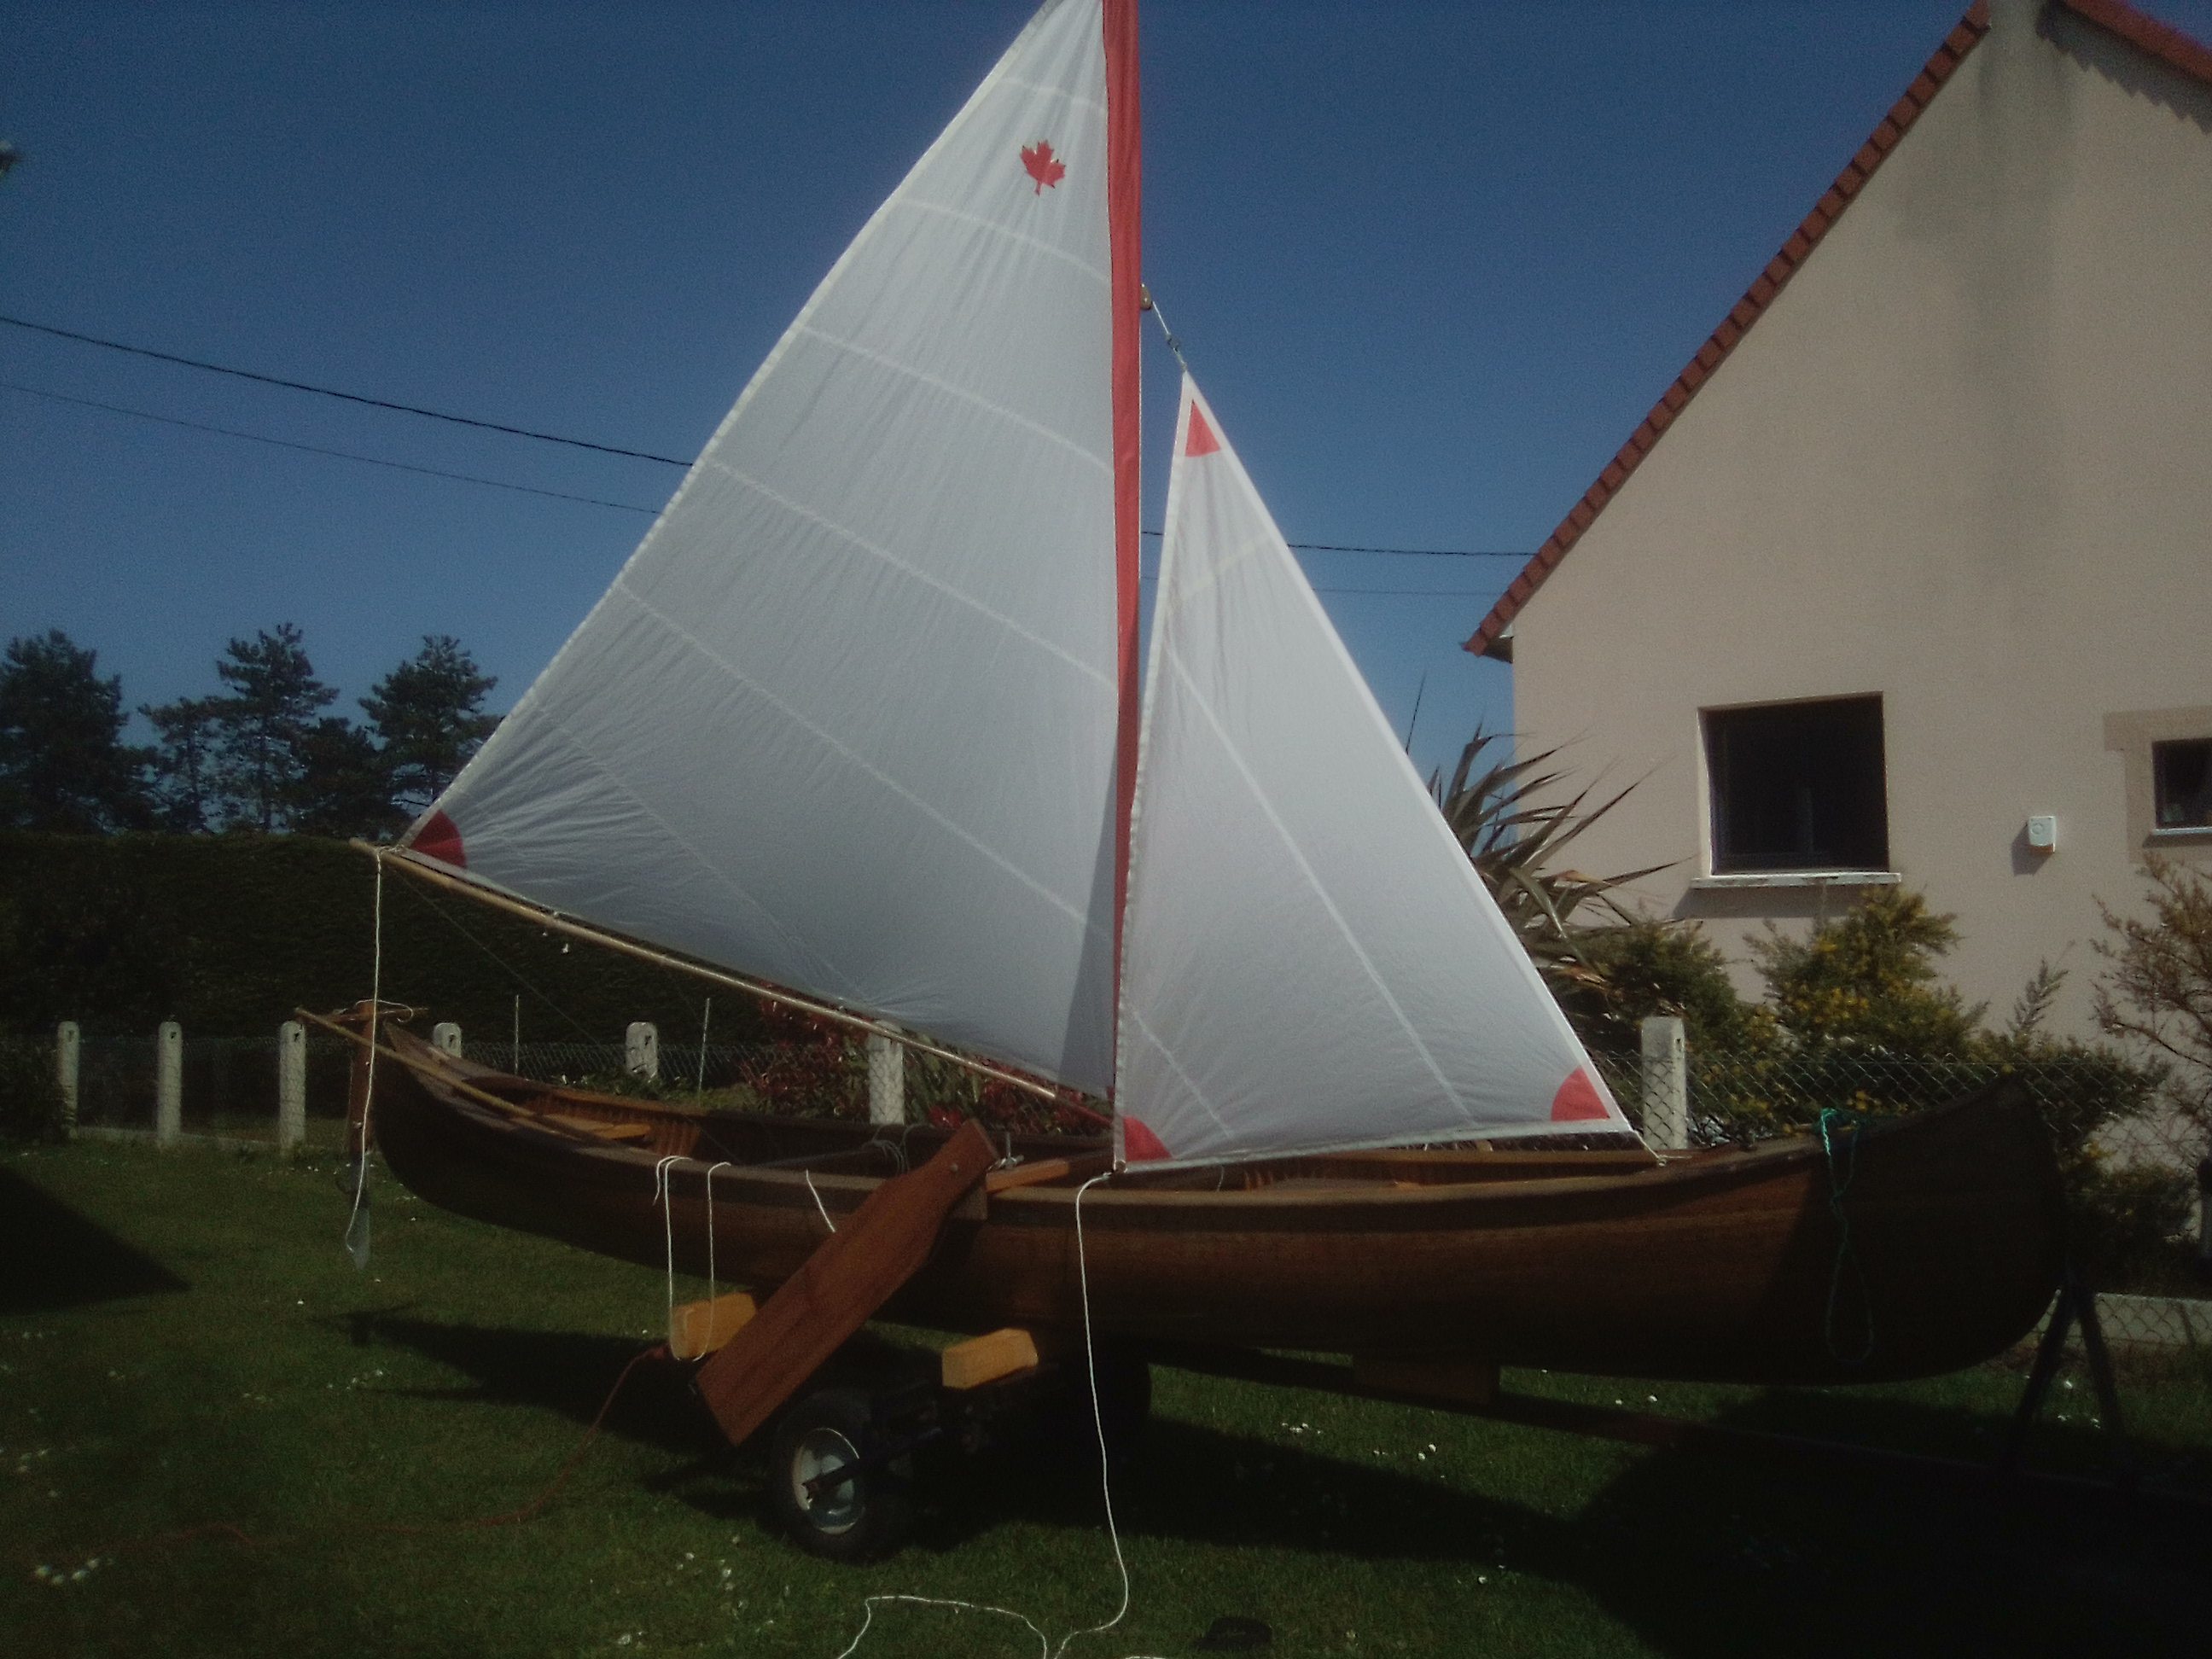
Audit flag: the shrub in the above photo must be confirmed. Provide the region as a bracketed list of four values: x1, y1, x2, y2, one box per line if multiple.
[2094, 853, 2212, 1147]
[0, 1030, 66, 1144]
[1575, 918, 1773, 1051]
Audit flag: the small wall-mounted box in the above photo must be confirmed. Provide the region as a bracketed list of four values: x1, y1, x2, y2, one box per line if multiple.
[2025, 815, 2058, 852]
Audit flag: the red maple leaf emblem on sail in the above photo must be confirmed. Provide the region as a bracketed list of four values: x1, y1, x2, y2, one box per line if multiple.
[1020, 139, 1067, 195]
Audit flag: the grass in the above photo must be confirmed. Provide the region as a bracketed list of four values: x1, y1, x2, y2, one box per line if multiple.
[1, 1141, 2206, 1659]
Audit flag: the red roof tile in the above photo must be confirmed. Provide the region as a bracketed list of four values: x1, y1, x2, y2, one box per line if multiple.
[1466, 0, 2212, 661]
[2058, 0, 2212, 88]
[1463, 3, 1995, 658]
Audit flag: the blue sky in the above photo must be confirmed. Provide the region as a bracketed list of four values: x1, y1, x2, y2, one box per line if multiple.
[7, 0, 2209, 786]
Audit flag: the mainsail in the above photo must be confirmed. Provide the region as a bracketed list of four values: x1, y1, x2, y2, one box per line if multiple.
[405, 0, 1139, 1096]
[404, 0, 1626, 1166]
[1113, 379, 1626, 1164]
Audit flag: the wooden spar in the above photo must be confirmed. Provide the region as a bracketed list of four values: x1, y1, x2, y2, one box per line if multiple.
[352, 840, 1062, 1104]
[303, 1005, 615, 1139]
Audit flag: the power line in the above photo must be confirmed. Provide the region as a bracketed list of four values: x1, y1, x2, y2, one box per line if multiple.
[0, 311, 690, 465]
[3, 311, 1536, 560]
[0, 380, 661, 514]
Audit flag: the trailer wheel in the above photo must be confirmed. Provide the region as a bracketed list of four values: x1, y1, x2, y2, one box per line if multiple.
[767, 1387, 911, 1561]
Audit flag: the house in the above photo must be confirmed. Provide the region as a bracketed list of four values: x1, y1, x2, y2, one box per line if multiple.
[1467, 0, 2212, 1046]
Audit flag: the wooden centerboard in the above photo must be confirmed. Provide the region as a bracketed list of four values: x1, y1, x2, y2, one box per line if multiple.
[693, 1120, 993, 1447]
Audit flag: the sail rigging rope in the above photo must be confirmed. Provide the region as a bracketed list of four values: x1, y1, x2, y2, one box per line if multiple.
[1818, 1108, 1876, 1365]
[804, 1170, 839, 1235]
[343, 852, 387, 1266]
[651, 1155, 683, 1338]
[830, 1172, 1170, 1659]
[702, 1162, 731, 1306]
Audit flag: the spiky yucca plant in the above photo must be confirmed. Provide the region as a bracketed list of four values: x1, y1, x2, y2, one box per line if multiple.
[1431, 730, 1666, 1028]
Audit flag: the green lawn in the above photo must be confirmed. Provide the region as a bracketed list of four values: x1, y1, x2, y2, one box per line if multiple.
[3, 1140, 2207, 1658]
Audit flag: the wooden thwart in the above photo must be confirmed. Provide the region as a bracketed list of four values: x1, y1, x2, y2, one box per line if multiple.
[670, 1291, 760, 1360]
[545, 1114, 652, 1143]
[983, 1152, 1114, 1194]
[694, 1120, 994, 1447]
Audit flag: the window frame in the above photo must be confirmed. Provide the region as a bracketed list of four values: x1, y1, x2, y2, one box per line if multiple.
[1700, 694, 1892, 879]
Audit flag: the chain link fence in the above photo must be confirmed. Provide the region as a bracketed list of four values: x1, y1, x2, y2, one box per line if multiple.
[68, 1028, 356, 1147]
[458, 1039, 788, 1098]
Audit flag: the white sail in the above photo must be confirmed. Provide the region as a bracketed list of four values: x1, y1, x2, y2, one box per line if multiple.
[409, 0, 1138, 1094]
[1115, 378, 1627, 1165]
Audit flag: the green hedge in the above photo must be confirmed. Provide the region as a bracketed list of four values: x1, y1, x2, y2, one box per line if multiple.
[0, 832, 764, 1045]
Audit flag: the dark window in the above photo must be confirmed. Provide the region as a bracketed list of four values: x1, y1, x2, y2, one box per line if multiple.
[2153, 738, 2212, 830]
[1705, 696, 1888, 872]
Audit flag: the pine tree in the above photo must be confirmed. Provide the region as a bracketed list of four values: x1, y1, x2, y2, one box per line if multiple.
[0, 630, 151, 832]
[211, 624, 337, 832]
[361, 635, 498, 818]
[141, 695, 226, 831]
[292, 716, 402, 839]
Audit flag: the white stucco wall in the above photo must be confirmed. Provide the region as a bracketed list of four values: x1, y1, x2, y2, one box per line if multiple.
[1508, 0, 2212, 1040]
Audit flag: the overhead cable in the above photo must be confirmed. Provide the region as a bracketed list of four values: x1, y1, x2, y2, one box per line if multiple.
[0, 380, 661, 514]
[3, 312, 1535, 559]
[0, 311, 690, 465]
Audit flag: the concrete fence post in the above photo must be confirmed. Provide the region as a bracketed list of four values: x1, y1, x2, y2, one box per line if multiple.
[867, 1032, 905, 1126]
[625, 1022, 660, 1082]
[431, 1022, 463, 1058]
[55, 1022, 80, 1136]
[155, 1022, 183, 1145]
[277, 1021, 307, 1150]
[1639, 1016, 1687, 1152]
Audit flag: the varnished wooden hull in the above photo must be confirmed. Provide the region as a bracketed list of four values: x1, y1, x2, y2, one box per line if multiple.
[366, 1027, 2064, 1385]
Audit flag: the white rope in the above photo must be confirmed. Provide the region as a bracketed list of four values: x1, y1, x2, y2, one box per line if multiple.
[703, 1161, 731, 1301]
[651, 1155, 682, 1335]
[1054, 1171, 1136, 1658]
[828, 1170, 1169, 1659]
[343, 852, 386, 1259]
[833, 1595, 1051, 1659]
[804, 1170, 838, 1234]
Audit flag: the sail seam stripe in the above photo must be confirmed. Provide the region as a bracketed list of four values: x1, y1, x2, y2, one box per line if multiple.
[1149, 525, 1277, 624]
[437, 0, 1103, 814]
[1202, 433, 1627, 1132]
[995, 72, 1105, 120]
[896, 197, 1109, 283]
[1123, 1005, 1239, 1147]
[609, 584, 1107, 939]
[792, 324, 1112, 474]
[521, 716, 851, 992]
[1161, 645, 1477, 1124]
[698, 464, 1114, 689]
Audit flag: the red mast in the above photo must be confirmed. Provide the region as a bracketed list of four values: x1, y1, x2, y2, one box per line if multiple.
[1103, 0, 1143, 1103]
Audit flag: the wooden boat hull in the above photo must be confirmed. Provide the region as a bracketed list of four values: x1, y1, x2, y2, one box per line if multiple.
[364, 1027, 2064, 1386]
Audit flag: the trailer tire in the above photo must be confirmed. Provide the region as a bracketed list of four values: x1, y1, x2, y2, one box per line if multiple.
[767, 1387, 911, 1561]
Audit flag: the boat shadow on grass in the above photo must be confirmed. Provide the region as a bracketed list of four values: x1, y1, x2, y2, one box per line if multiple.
[345, 1313, 728, 1464]
[352, 1314, 2210, 1657]
[0, 1165, 188, 1313]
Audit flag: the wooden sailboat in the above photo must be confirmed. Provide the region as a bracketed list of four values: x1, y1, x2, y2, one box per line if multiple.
[352, 0, 2064, 1402]
[356, 1020, 2060, 1388]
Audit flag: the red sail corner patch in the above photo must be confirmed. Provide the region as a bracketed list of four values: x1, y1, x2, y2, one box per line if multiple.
[1550, 1068, 1609, 1123]
[1185, 405, 1220, 457]
[1120, 1115, 1170, 1162]
[410, 808, 467, 869]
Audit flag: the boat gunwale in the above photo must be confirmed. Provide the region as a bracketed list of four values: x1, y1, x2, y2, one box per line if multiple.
[375, 1027, 2042, 1225]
